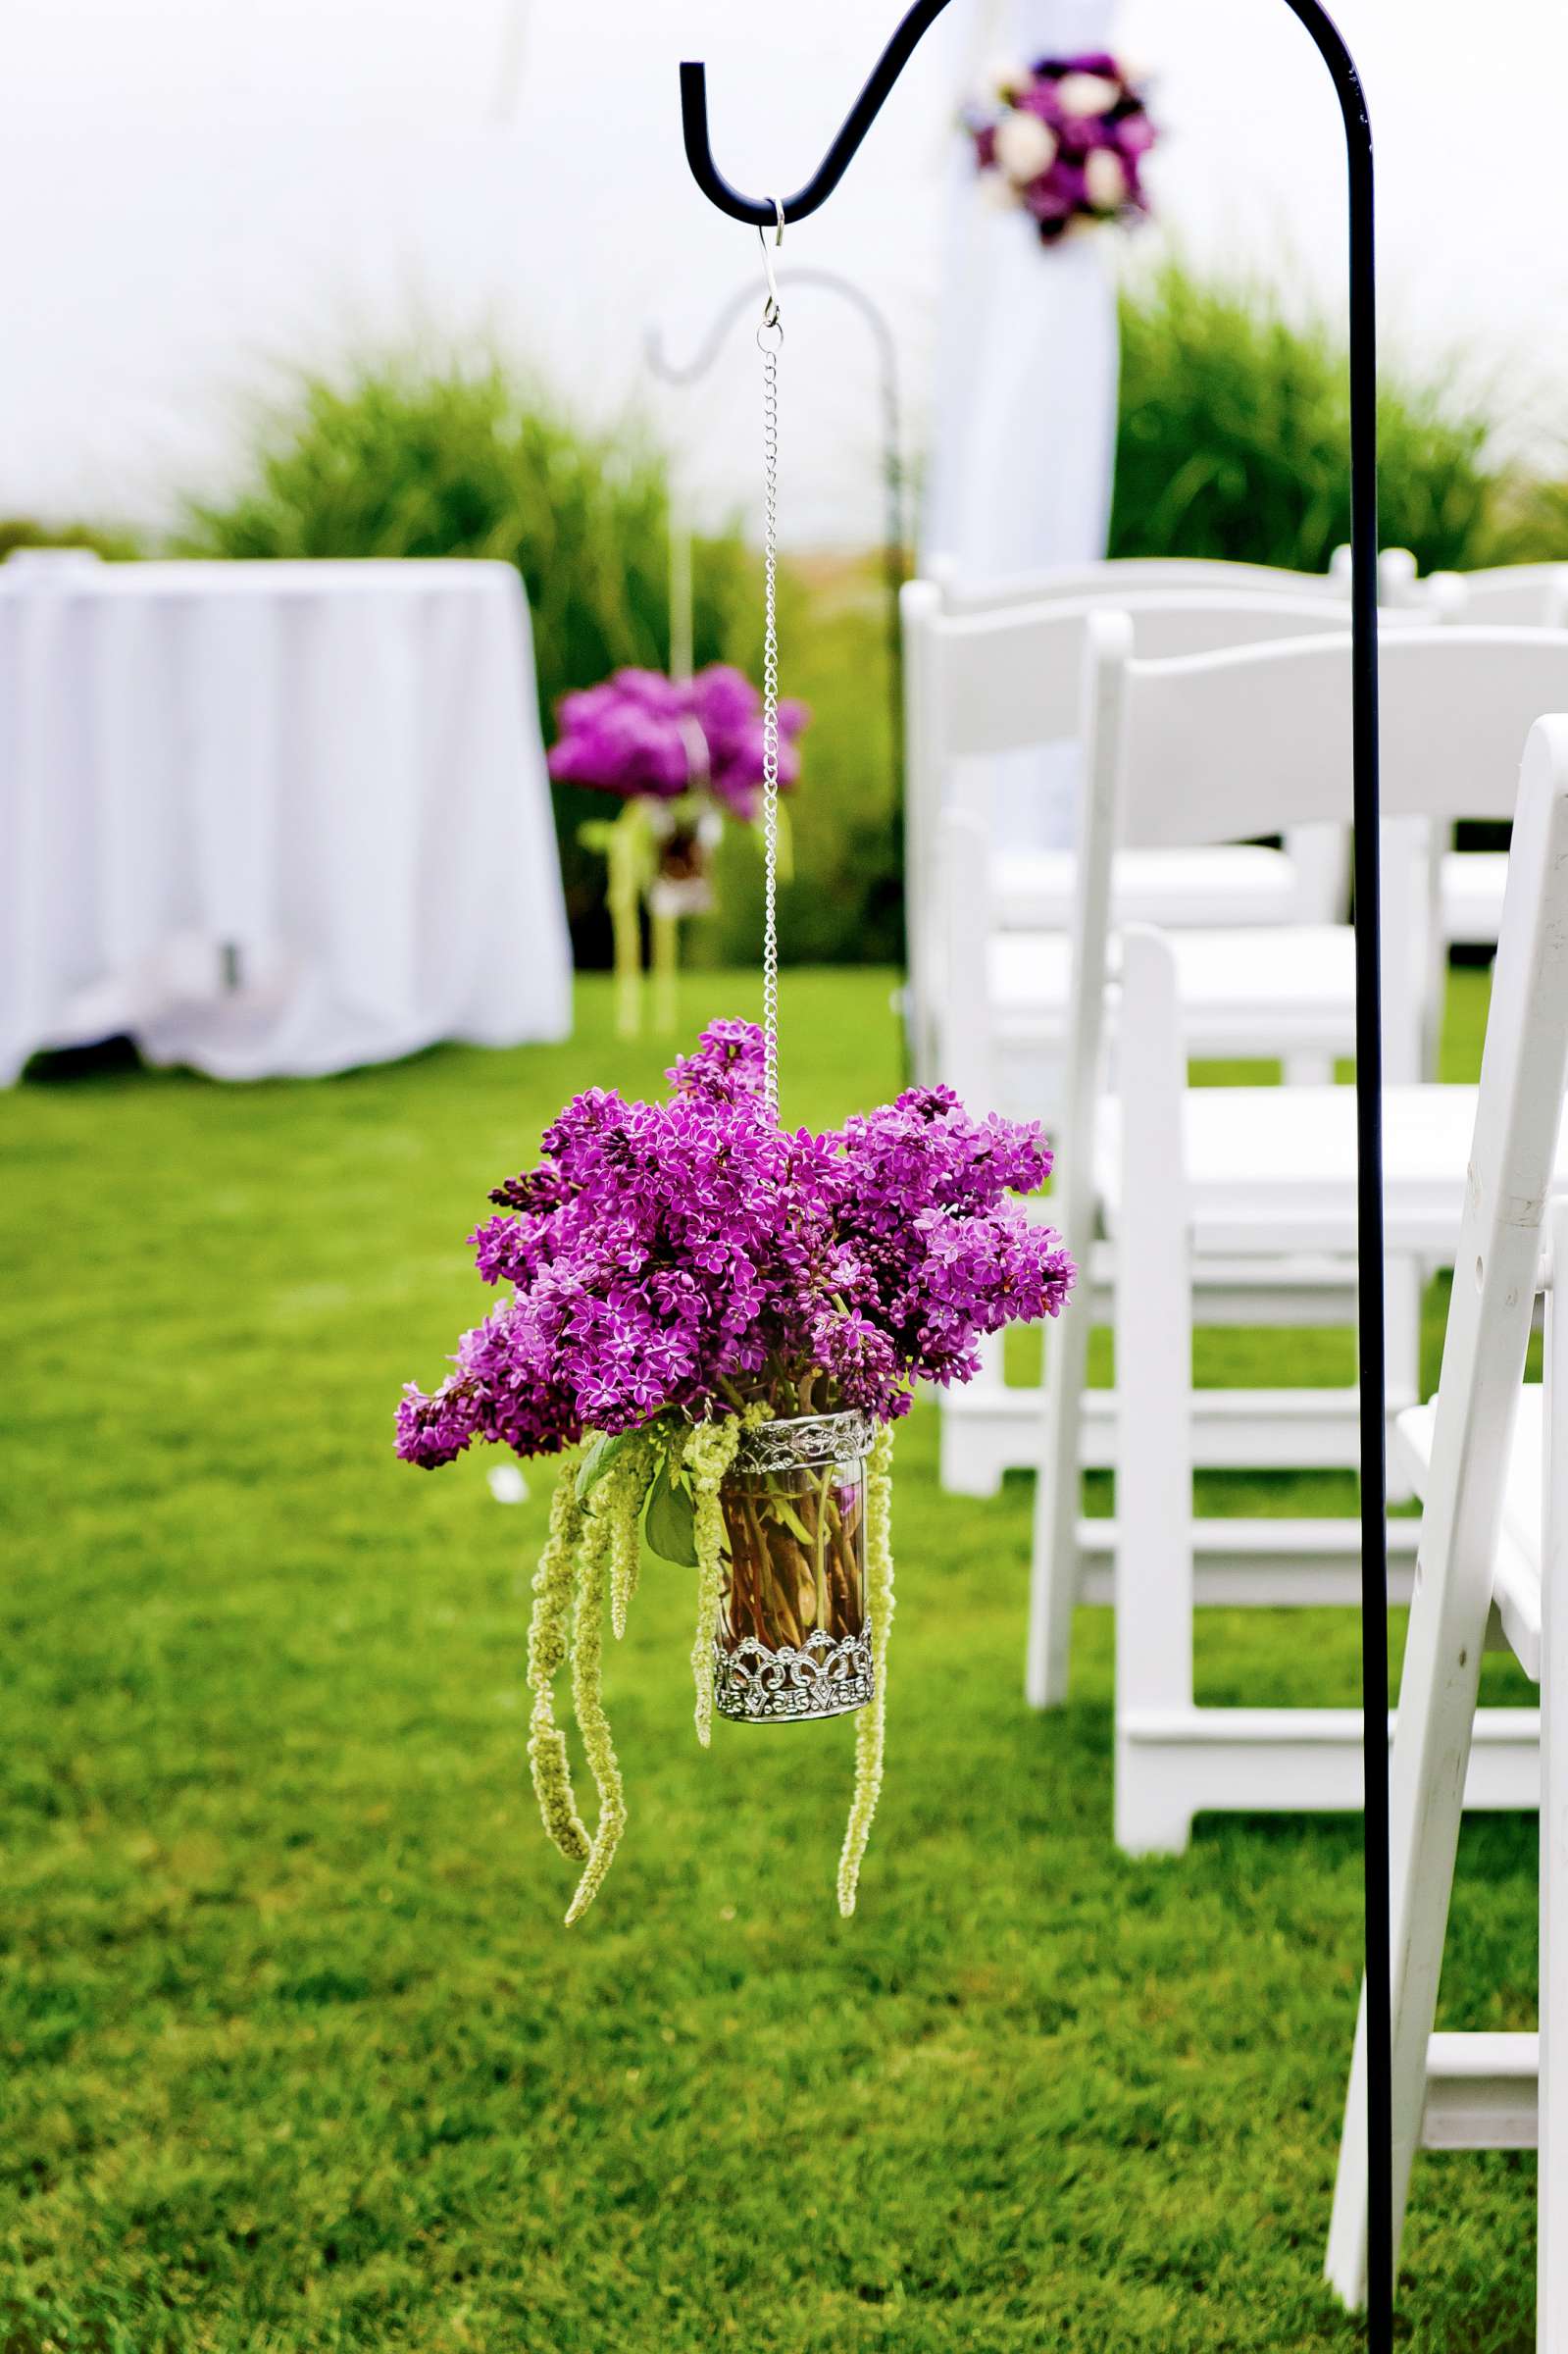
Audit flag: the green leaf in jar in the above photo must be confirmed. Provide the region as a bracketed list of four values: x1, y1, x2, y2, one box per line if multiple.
[575, 1430, 629, 1503]
[643, 1458, 699, 1565]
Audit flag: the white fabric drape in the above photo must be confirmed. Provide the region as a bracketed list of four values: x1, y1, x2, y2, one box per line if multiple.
[922, 0, 1121, 849]
[0, 557, 572, 1083]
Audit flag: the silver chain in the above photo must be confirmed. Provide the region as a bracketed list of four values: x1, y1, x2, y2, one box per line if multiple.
[759, 324, 782, 1114]
[757, 203, 784, 1117]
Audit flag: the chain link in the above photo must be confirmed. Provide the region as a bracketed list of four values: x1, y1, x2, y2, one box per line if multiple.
[758, 312, 783, 1117]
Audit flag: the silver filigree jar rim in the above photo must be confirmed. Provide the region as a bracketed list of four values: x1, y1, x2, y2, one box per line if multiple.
[713, 1625, 876, 1722]
[730, 1407, 879, 1476]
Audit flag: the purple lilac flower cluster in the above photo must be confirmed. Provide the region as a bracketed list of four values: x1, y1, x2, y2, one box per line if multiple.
[395, 1019, 1075, 1468]
[546, 665, 809, 822]
[969, 52, 1156, 243]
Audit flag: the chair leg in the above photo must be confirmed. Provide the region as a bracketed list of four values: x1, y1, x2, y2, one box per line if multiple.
[1326, 1978, 1374, 2307]
[1327, 1434, 1512, 2303]
[1110, 927, 1195, 1852]
[1543, 1555, 1564, 2354]
[1026, 1297, 1092, 1709]
[1326, 1618, 1486, 2308]
[1113, 1261, 1194, 1853]
[1541, 1207, 1568, 2347]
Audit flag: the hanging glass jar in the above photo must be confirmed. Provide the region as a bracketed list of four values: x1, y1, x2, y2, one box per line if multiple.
[646, 803, 722, 918]
[714, 1409, 878, 1722]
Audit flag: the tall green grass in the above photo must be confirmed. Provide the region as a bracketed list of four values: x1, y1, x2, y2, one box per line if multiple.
[1109, 256, 1525, 573]
[1482, 464, 1568, 567]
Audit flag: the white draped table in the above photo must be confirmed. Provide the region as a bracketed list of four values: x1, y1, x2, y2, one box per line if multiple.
[0, 555, 572, 1082]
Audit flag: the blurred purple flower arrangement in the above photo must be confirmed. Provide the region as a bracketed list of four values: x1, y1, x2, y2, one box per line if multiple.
[968, 52, 1157, 242]
[549, 663, 808, 822]
[396, 1018, 1075, 1921]
[548, 665, 810, 1037]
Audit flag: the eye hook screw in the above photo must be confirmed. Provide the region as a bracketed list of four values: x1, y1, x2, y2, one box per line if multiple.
[758, 197, 784, 329]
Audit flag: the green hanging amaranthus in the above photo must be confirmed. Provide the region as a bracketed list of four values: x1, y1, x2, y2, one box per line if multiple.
[523, 1411, 896, 1925]
[837, 1421, 895, 1919]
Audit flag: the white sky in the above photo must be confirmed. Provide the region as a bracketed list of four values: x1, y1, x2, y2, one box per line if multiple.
[3, 0, 1565, 544]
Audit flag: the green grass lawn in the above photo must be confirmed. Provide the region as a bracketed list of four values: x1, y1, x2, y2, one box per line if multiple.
[1, 967, 1540, 2352]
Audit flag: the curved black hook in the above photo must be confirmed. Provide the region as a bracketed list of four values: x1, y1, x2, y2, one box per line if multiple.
[680, 0, 957, 227]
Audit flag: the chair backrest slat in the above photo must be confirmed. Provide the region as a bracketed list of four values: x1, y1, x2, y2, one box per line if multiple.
[1114, 629, 1568, 847]
[932, 548, 1433, 616]
[1431, 563, 1568, 629]
[899, 577, 1372, 1078]
[932, 555, 1350, 614]
[918, 591, 1362, 762]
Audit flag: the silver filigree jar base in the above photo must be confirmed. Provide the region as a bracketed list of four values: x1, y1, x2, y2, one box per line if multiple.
[714, 1409, 878, 1723]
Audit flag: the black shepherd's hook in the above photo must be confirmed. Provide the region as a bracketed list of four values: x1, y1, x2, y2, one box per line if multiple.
[679, 0, 955, 227]
[680, 6, 1391, 2351]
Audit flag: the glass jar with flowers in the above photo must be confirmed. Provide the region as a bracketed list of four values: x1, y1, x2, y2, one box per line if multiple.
[396, 1019, 1075, 1923]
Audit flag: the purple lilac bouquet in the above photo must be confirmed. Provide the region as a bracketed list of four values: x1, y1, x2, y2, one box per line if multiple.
[968, 52, 1156, 242]
[396, 1018, 1074, 1469]
[547, 664, 809, 824]
[396, 1019, 1074, 1926]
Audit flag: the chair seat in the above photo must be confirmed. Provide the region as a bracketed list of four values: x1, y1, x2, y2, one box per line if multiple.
[1395, 1392, 1543, 1680]
[994, 844, 1298, 932]
[1097, 1083, 1568, 1255]
[989, 924, 1355, 1055]
[1441, 849, 1508, 948]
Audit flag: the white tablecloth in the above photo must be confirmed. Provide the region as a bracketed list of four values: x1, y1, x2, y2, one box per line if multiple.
[0, 555, 572, 1082]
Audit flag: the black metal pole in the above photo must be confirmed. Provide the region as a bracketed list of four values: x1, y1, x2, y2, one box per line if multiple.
[679, 13, 1389, 2344]
[1275, 17, 1391, 2344]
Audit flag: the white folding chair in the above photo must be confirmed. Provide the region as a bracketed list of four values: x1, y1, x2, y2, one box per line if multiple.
[919, 558, 1375, 951]
[1326, 715, 1568, 2343]
[904, 586, 1379, 1103]
[1108, 918, 1545, 1848]
[901, 583, 1369, 1100]
[909, 555, 1433, 1092]
[908, 590, 1395, 1504]
[1026, 631, 1568, 1808]
[934, 615, 1469, 1509]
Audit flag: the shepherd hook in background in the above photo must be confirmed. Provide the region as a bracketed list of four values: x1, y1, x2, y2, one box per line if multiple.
[646, 269, 909, 968]
[679, 3, 1390, 2346]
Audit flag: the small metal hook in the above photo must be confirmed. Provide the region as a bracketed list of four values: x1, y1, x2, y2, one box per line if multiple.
[758, 199, 784, 328]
